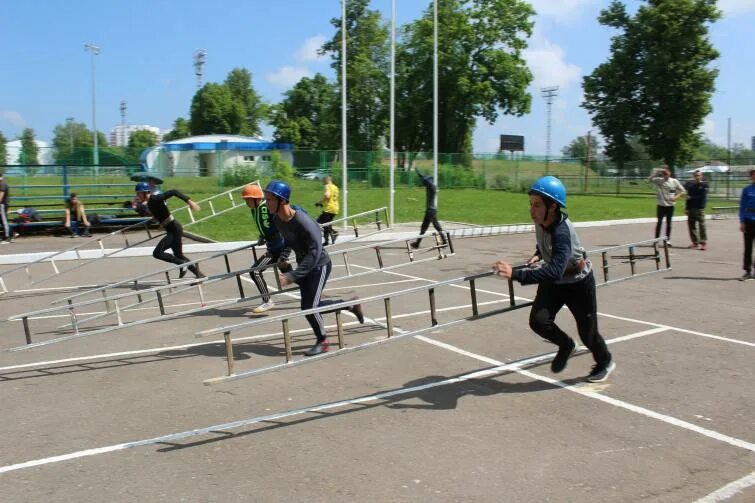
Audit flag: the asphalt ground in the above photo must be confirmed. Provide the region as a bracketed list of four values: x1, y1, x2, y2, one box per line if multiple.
[0, 217, 753, 502]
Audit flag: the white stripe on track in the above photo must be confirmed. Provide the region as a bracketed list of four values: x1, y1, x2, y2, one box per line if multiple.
[694, 470, 755, 502]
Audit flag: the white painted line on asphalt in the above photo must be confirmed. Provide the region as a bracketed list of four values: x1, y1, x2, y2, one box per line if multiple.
[694, 470, 755, 502]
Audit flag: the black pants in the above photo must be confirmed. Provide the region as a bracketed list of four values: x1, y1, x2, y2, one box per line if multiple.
[744, 219, 755, 272]
[528, 272, 611, 365]
[298, 262, 347, 343]
[250, 251, 279, 303]
[317, 212, 338, 244]
[414, 209, 444, 245]
[655, 205, 674, 240]
[153, 220, 196, 273]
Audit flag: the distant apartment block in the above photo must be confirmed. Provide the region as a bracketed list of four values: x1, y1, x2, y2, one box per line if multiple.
[109, 124, 163, 147]
[751, 136, 755, 151]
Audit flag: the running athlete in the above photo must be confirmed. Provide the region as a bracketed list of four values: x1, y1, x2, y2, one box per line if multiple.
[264, 180, 364, 356]
[130, 174, 163, 217]
[492, 176, 615, 383]
[241, 183, 289, 313]
[134, 182, 204, 278]
[410, 167, 444, 249]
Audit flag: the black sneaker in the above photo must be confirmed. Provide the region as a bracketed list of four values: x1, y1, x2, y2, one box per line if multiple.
[304, 340, 329, 356]
[178, 267, 188, 279]
[348, 298, 365, 324]
[410, 240, 420, 249]
[587, 360, 616, 383]
[551, 339, 576, 373]
[739, 271, 754, 281]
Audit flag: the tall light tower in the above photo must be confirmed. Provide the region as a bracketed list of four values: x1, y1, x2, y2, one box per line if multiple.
[541, 86, 559, 173]
[119, 100, 127, 146]
[194, 49, 207, 90]
[84, 43, 101, 166]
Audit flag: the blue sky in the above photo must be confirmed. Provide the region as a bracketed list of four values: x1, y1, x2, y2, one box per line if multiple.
[1, 0, 754, 155]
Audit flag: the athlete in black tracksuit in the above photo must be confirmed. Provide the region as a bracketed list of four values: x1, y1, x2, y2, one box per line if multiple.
[264, 181, 364, 356]
[411, 168, 444, 249]
[139, 188, 203, 278]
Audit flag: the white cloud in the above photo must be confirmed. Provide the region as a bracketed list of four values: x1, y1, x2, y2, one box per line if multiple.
[295, 35, 328, 63]
[0, 110, 26, 131]
[265, 66, 313, 88]
[527, 0, 596, 22]
[523, 38, 582, 90]
[718, 0, 755, 15]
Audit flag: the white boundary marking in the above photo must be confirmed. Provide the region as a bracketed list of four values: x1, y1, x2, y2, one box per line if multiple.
[694, 471, 755, 502]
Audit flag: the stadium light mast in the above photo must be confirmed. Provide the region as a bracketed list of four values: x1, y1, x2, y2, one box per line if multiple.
[120, 100, 127, 147]
[194, 49, 207, 90]
[433, 0, 438, 200]
[84, 43, 101, 167]
[389, 0, 396, 225]
[541, 85, 559, 174]
[341, 0, 348, 227]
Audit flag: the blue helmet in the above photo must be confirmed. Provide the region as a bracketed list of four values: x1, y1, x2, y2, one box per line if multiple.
[529, 176, 566, 208]
[264, 180, 291, 202]
[135, 182, 151, 193]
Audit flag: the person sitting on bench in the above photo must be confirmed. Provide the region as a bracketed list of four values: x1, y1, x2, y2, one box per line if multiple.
[64, 193, 92, 237]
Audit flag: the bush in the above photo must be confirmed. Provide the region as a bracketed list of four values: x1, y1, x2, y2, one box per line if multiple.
[221, 164, 260, 188]
[270, 151, 295, 184]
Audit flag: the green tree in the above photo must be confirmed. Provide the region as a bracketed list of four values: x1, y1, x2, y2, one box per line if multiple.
[322, 0, 390, 152]
[0, 131, 7, 165]
[583, 0, 720, 170]
[269, 151, 295, 183]
[561, 134, 601, 163]
[52, 120, 97, 162]
[19, 128, 39, 165]
[190, 83, 245, 135]
[396, 0, 534, 155]
[163, 117, 191, 142]
[270, 73, 339, 149]
[224, 68, 265, 136]
[126, 129, 159, 163]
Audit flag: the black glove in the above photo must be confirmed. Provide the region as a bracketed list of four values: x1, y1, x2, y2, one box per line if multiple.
[277, 260, 292, 273]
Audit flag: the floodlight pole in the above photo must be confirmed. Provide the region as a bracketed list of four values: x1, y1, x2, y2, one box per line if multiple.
[84, 43, 101, 167]
[433, 0, 438, 203]
[541, 86, 559, 174]
[341, 0, 348, 227]
[389, 0, 395, 225]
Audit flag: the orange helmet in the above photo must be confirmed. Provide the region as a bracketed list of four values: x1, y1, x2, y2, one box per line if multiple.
[241, 184, 264, 199]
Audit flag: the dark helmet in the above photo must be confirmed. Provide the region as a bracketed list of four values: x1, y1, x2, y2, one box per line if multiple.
[529, 176, 567, 208]
[135, 182, 151, 193]
[264, 180, 291, 202]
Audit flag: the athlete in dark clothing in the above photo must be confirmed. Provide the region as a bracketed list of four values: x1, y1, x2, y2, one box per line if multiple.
[411, 167, 444, 249]
[0, 171, 12, 243]
[241, 184, 289, 313]
[492, 176, 615, 383]
[134, 182, 203, 278]
[264, 180, 364, 356]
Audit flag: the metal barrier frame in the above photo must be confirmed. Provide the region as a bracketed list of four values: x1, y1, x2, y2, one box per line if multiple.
[197, 238, 672, 385]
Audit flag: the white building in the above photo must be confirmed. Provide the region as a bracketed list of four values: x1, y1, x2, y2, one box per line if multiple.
[109, 124, 163, 147]
[3, 139, 55, 166]
[141, 134, 294, 177]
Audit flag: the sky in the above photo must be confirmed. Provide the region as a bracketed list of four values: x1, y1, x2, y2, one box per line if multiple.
[1, 0, 754, 156]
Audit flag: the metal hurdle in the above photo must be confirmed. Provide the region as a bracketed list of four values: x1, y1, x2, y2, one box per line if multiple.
[5, 230, 455, 351]
[319, 207, 390, 242]
[196, 238, 673, 385]
[0, 182, 258, 294]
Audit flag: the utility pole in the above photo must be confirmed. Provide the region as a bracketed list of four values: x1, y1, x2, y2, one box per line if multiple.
[84, 43, 101, 167]
[119, 100, 127, 146]
[541, 86, 559, 174]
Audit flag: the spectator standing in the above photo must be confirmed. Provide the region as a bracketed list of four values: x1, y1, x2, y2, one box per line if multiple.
[0, 170, 12, 244]
[739, 168, 755, 281]
[316, 175, 340, 246]
[684, 169, 709, 250]
[648, 166, 686, 246]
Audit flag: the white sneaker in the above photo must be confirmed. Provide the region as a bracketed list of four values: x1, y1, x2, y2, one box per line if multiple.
[252, 301, 275, 313]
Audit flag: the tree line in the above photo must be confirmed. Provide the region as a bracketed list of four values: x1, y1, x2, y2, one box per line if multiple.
[2, 0, 741, 173]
